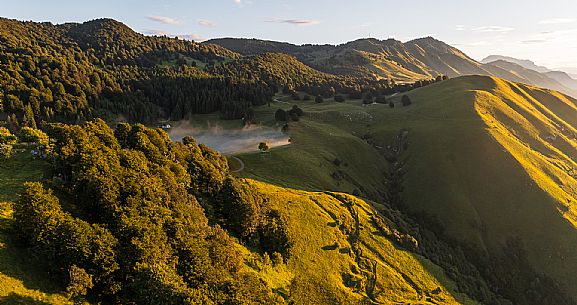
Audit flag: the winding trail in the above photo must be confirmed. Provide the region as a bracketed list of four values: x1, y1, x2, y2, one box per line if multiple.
[229, 155, 245, 173]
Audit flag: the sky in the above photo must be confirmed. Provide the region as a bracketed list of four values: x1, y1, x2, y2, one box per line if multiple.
[2, 0, 577, 69]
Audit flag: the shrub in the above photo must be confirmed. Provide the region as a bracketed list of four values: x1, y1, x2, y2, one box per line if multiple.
[259, 210, 292, 256]
[289, 112, 300, 122]
[0, 127, 17, 145]
[315, 96, 324, 103]
[275, 109, 288, 121]
[259, 142, 270, 152]
[217, 179, 265, 238]
[401, 95, 412, 106]
[375, 96, 387, 104]
[0, 143, 13, 159]
[289, 105, 304, 117]
[18, 127, 49, 145]
[67, 265, 94, 298]
[334, 95, 345, 103]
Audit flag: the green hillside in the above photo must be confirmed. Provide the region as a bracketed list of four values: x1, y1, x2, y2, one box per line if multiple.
[234, 75, 577, 303]
[4, 74, 577, 303]
[248, 180, 479, 304]
[0, 121, 486, 304]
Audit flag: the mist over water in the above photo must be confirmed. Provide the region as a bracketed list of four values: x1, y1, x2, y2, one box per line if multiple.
[168, 121, 290, 155]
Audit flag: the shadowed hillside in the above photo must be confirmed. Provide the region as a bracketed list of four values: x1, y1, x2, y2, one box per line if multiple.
[388, 76, 577, 300]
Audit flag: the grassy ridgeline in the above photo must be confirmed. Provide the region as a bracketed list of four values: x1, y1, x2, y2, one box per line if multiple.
[237, 75, 577, 302]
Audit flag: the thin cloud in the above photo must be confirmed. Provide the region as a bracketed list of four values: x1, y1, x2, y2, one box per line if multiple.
[198, 19, 216, 27]
[234, 0, 242, 4]
[472, 26, 515, 33]
[539, 18, 575, 25]
[455, 25, 466, 31]
[266, 19, 321, 26]
[147, 16, 180, 25]
[521, 39, 549, 44]
[180, 34, 204, 41]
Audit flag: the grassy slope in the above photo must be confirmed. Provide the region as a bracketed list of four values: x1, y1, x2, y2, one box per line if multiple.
[248, 180, 477, 304]
[0, 152, 478, 303]
[237, 76, 577, 300]
[396, 76, 577, 298]
[236, 97, 389, 199]
[0, 152, 71, 304]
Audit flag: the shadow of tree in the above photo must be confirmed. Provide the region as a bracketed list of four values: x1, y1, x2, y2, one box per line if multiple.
[0, 293, 51, 305]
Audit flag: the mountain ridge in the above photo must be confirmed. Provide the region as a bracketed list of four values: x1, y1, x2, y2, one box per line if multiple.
[207, 37, 577, 97]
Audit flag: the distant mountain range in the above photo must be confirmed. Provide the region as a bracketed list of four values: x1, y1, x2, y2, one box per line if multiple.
[481, 55, 552, 73]
[206, 37, 499, 81]
[481, 55, 577, 93]
[207, 37, 577, 98]
[482, 55, 577, 78]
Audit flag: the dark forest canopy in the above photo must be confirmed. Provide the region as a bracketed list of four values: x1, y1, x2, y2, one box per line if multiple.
[14, 119, 291, 304]
[0, 18, 442, 127]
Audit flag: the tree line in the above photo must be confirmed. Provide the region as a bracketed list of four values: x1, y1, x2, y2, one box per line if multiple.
[0, 18, 447, 130]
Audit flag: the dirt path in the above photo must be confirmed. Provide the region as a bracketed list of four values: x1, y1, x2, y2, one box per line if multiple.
[273, 97, 289, 104]
[229, 155, 245, 173]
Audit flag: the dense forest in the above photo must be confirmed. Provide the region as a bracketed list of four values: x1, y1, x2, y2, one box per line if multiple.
[14, 120, 292, 304]
[0, 18, 443, 127]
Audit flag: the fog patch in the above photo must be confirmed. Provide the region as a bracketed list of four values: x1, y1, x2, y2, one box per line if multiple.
[168, 121, 290, 154]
